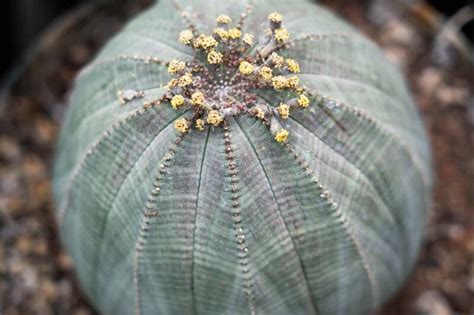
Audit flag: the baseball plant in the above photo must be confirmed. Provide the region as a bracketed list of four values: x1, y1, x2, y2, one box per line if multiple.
[53, 0, 432, 314]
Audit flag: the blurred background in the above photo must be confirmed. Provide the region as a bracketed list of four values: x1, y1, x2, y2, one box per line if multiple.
[0, 0, 473, 81]
[0, 0, 86, 83]
[0, 0, 472, 315]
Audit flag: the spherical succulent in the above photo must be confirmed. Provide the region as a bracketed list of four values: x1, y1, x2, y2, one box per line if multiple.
[53, 0, 433, 314]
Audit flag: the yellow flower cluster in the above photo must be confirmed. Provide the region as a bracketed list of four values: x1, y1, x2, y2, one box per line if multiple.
[194, 35, 218, 50]
[272, 76, 288, 90]
[239, 61, 254, 75]
[195, 119, 205, 131]
[259, 66, 273, 80]
[287, 76, 300, 89]
[213, 28, 228, 40]
[166, 79, 178, 88]
[270, 53, 284, 68]
[268, 12, 283, 23]
[216, 15, 232, 24]
[171, 94, 185, 109]
[207, 110, 223, 126]
[178, 73, 193, 87]
[228, 28, 242, 39]
[164, 11, 312, 143]
[275, 129, 289, 143]
[286, 59, 300, 73]
[256, 108, 265, 119]
[167, 60, 186, 74]
[277, 103, 290, 119]
[298, 94, 310, 108]
[175, 118, 189, 133]
[270, 76, 300, 91]
[179, 30, 193, 45]
[207, 50, 223, 64]
[191, 91, 205, 106]
[243, 33, 254, 46]
[274, 28, 289, 42]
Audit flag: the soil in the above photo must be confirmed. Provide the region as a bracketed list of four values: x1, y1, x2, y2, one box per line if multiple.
[1, 1, 472, 314]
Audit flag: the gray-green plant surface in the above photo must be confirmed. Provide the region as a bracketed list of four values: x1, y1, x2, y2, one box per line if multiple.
[53, 0, 433, 314]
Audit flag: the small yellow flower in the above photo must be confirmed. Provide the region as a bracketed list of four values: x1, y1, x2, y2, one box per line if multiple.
[213, 28, 229, 40]
[270, 52, 284, 68]
[239, 61, 254, 75]
[191, 91, 205, 106]
[286, 59, 300, 73]
[298, 94, 310, 108]
[295, 87, 305, 94]
[179, 30, 194, 45]
[228, 28, 242, 39]
[166, 78, 179, 88]
[216, 15, 232, 24]
[274, 28, 290, 42]
[171, 94, 185, 109]
[243, 33, 254, 46]
[272, 76, 288, 90]
[195, 119, 205, 131]
[207, 110, 223, 126]
[207, 50, 223, 64]
[194, 35, 218, 50]
[287, 76, 300, 89]
[142, 13, 310, 138]
[275, 129, 289, 143]
[268, 12, 283, 23]
[277, 103, 290, 119]
[178, 73, 193, 87]
[259, 66, 273, 80]
[175, 118, 189, 133]
[167, 59, 186, 74]
[256, 108, 265, 119]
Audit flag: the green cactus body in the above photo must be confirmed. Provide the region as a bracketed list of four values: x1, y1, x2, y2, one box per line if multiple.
[53, 0, 432, 314]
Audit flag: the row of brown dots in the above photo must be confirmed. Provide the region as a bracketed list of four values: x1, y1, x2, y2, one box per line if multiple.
[223, 123, 256, 315]
[58, 99, 167, 226]
[133, 133, 187, 315]
[284, 142, 379, 308]
[306, 88, 430, 187]
[272, 32, 350, 53]
[237, 0, 256, 30]
[171, 0, 200, 36]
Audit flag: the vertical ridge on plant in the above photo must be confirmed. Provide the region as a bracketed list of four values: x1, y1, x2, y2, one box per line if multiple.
[222, 123, 257, 315]
[235, 115, 376, 314]
[134, 130, 204, 315]
[53, 0, 433, 314]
